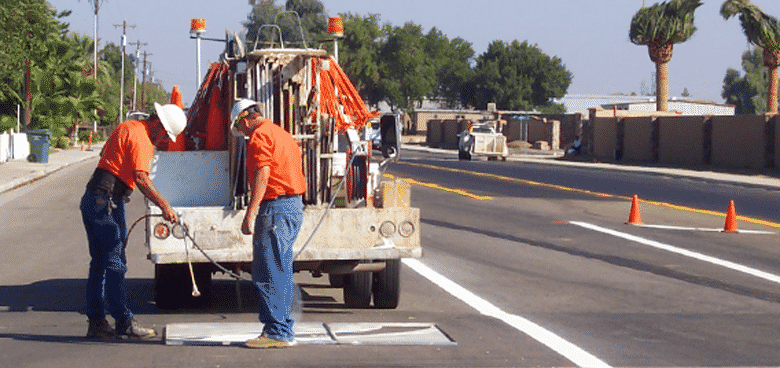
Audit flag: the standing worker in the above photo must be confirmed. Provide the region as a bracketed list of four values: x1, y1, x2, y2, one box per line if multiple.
[81, 103, 186, 339]
[230, 99, 306, 349]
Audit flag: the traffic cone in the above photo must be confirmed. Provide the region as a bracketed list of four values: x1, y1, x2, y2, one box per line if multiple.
[88, 130, 93, 151]
[170, 85, 184, 108]
[723, 200, 738, 233]
[626, 194, 643, 225]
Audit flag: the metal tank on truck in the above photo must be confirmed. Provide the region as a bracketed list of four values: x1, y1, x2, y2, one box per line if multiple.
[144, 17, 420, 310]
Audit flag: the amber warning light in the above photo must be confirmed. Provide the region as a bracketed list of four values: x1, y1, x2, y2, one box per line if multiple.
[328, 17, 343, 37]
[191, 18, 206, 34]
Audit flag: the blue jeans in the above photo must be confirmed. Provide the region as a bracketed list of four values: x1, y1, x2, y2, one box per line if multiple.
[80, 190, 133, 323]
[251, 196, 303, 342]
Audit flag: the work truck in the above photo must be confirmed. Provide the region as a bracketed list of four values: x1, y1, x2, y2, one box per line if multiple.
[458, 120, 509, 161]
[144, 27, 420, 310]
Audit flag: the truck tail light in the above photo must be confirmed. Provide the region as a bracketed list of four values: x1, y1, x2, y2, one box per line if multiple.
[153, 222, 170, 240]
[399, 221, 415, 238]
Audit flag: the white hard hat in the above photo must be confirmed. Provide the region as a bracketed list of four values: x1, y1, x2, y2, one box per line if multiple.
[154, 102, 187, 142]
[230, 99, 259, 137]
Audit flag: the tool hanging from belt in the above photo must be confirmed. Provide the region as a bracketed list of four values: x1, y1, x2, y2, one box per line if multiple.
[85, 168, 133, 214]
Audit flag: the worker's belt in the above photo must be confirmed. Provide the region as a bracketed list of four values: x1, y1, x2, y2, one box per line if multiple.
[86, 168, 132, 201]
[267, 194, 300, 202]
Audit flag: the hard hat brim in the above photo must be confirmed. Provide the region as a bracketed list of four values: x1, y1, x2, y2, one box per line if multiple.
[155, 102, 186, 142]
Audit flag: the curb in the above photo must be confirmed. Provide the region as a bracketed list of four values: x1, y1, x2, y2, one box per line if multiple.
[0, 149, 101, 195]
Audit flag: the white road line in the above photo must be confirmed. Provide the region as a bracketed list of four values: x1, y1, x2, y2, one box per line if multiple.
[570, 221, 780, 285]
[636, 223, 776, 234]
[402, 258, 611, 368]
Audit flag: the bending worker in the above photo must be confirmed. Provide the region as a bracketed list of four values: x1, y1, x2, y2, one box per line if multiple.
[230, 99, 306, 349]
[80, 103, 186, 339]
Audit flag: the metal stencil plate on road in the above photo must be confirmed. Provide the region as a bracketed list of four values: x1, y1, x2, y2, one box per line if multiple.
[165, 322, 456, 346]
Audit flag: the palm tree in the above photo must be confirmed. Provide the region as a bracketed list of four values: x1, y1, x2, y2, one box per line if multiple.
[721, 0, 780, 114]
[630, 0, 703, 111]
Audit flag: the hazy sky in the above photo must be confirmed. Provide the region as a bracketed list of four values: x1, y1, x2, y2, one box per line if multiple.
[46, 0, 780, 107]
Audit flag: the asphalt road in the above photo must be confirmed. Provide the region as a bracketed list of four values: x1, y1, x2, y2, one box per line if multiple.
[1, 150, 780, 367]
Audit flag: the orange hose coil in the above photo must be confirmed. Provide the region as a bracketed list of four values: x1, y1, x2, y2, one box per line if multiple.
[313, 57, 379, 132]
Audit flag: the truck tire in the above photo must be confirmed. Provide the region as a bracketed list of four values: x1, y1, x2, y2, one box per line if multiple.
[154, 263, 212, 310]
[328, 273, 345, 288]
[154, 264, 187, 310]
[458, 149, 471, 160]
[372, 259, 401, 309]
[343, 271, 372, 308]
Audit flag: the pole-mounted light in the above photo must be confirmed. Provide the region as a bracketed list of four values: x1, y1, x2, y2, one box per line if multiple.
[328, 17, 344, 62]
[190, 18, 206, 90]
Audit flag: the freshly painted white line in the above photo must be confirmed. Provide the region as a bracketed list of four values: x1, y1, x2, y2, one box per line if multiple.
[636, 223, 776, 234]
[571, 221, 780, 285]
[402, 258, 611, 368]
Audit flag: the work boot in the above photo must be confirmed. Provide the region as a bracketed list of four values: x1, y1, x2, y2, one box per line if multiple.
[244, 334, 296, 349]
[86, 318, 115, 339]
[115, 318, 156, 340]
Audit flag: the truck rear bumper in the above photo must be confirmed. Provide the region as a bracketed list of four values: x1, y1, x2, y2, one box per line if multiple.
[147, 206, 421, 264]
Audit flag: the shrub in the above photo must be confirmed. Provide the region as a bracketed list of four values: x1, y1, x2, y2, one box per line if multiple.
[55, 136, 71, 149]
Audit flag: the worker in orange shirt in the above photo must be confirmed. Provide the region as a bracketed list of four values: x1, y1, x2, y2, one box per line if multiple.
[230, 99, 306, 349]
[80, 103, 186, 339]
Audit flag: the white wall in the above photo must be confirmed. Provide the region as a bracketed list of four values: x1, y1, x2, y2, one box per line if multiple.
[0, 133, 9, 162]
[11, 133, 29, 160]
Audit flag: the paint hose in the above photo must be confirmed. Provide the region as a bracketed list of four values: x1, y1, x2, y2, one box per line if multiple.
[184, 233, 202, 297]
[126, 213, 201, 297]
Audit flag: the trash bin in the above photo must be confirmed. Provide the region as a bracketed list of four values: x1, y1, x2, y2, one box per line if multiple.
[26, 129, 52, 163]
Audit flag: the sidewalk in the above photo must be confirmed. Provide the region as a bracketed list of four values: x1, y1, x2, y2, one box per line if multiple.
[1, 142, 778, 196]
[0, 143, 103, 194]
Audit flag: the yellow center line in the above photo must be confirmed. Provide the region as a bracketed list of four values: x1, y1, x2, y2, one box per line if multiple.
[384, 174, 493, 200]
[393, 161, 780, 229]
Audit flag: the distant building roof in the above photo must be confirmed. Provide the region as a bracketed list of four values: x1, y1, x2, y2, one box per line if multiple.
[553, 94, 735, 116]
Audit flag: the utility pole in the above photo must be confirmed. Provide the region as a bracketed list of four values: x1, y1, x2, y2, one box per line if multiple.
[140, 51, 152, 109]
[113, 20, 136, 125]
[90, 0, 103, 132]
[90, 0, 100, 80]
[129, 40, 147, 111]
[23, 59, 31, 130]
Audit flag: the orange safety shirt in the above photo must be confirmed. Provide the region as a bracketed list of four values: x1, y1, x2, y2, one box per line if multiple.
[97, 120, 154, 190]
[246, 118, 307, 200]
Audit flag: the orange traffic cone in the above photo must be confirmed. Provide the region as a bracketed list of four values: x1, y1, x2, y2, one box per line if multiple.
[723, 200, 738, 233]
[626, 194, 643, 225]
[170, 85, 184, 108]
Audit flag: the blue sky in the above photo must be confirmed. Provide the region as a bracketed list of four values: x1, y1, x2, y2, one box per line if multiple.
[47, 0, 780, 107]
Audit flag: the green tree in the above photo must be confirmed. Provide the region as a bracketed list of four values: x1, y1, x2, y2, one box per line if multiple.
[0, 0, 70, 131]
[339, 13, 384, 107]
[469, 40, 571, 113]
[0, 0, 104, 136]
[30, 33, 102, 138]
[629, 0, 703, 112]
[378, 22, 437, 111]
[722, 48, 767, 114]
[721, 0, 780, 114]
[424, 29, 475, 109]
